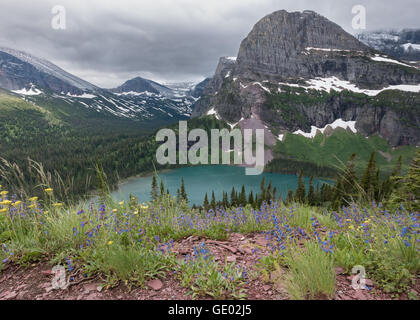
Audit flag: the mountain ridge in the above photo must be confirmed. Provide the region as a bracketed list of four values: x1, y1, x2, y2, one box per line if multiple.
[192, 10, 420, 149]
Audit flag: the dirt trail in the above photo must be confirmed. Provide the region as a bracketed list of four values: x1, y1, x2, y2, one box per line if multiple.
[0, 233, 407, 300]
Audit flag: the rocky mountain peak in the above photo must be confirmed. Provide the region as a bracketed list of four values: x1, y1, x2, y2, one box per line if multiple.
[236, 10, 371, 79]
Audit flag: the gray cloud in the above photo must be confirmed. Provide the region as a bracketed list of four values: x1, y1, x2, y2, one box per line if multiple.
[0, 0, 418, 87]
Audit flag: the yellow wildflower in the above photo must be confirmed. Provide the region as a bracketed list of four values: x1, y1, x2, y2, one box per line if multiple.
[2, 200, 11, 205]
[53, 203, 63, 208]
[0, 190, 8, 196]
[119, 200, 125, 206]
[348, 225, 355, 230]
[44, 188, 53, 193]
[28, 204, 35, 209]
[0, 208, 7, 213]
[107, 241, 113, 246]
[13, 201, 22, 207]
[112, 209, 118, 213]
[133, 210, 139, 215]
[140, 204, 149, 210]
[29, 197, 38, 202]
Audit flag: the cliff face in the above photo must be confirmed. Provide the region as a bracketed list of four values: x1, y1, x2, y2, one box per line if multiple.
[192, 10, 420, 147]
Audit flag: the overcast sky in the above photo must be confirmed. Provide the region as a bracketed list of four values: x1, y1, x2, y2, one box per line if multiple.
[0, 0, 418, 88]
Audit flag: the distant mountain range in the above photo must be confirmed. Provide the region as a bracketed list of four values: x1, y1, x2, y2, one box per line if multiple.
[0, 47, 208, 123]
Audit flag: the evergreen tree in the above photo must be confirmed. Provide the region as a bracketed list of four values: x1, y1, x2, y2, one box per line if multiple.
[160, 180, 165, 196]
[382, 156, 403, 199]
[248, 191, 254, 207]
[211, 191, 216, 210]
[389, 150, 420, 211]
[308, 176, 315, 205]
[267, 182, 272, 201]
[295, 171, 306, 203]
[180, 178, 188, 203]
[222, 192, 229, 208]
[361, 152, 378, 200]
[230, 187, 237, 207]
[151, 175, 159, 200]
[203, 193, 209, 212]
[286, 189, 294, 204]
[239, 185, 247, 206]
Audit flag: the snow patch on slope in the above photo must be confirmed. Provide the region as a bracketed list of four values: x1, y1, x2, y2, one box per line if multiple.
[293, 119, 357, 139]
[371, 55, 414, 68]
[279, 76, 420, 96]
[12, 86, 42, 96]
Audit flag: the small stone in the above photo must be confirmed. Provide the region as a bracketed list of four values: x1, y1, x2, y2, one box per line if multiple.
[147, 279, 163, 291]
[45, 287, 54, 293]
[4, 291, 17, 299]
[243, 248, 253, 255]
[335, 267, 344, 275]
[263, 285, 271, 291]
[84, 283, 99, 292]
[226, 256, 236, 263]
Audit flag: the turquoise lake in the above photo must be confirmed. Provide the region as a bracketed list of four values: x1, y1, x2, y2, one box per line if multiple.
[111, 165, 332, 206]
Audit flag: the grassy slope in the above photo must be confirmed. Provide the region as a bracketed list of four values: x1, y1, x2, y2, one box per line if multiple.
[273, 130, 417, 177]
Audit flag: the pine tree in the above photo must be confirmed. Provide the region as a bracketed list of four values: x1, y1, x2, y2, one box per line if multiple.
[248, 191, 254, 207]
[286, 189, 294, 204]
[295, 171, 306, 203]
[211, 191, 216, 210]
[239, 185, 247, 206]
[361, 152, 378, 200]
[180, 178, 188, 203]
[267, 182, 272, 201]
[151, 175, 159, 200]
[160, 180, 165, 196]
[203, 193, 209, 212]
[382, 156, 403, 199]
[222, 192, 229, 208]
[389, 150, 420, 211]
[230, 187, 237, 207]
[308, 176, 315, 205]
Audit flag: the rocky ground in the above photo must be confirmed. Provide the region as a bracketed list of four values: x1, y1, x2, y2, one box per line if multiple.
[0, 233, 415, 300]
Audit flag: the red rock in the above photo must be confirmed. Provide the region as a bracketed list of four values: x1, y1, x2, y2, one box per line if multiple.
[263, 285, 271, 291]
[3, 291, 17, 300]
[243, 248, 253, 255]
[84, 283, 99, 292]
[226, 256, 236, 263]
[353, 290, 368, 300]
[147, 279, 163, 291]
[41, 270, 53, 276]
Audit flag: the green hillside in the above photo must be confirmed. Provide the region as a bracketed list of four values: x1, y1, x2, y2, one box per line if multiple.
[270, 129, 417, 178]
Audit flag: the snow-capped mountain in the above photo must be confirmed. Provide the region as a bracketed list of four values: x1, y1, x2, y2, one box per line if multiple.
[0, 47, 205, 122]
[357, 29, 420, 61]
[0, 47, 99, 94]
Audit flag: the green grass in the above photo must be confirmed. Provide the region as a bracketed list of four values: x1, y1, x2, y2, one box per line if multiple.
[283, 241, 336, 300]
[273, 130, 417, 178]
[0, 182, 418, 299]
